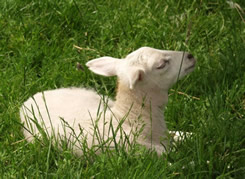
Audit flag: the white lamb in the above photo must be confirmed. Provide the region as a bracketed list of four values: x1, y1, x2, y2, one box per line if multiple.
[20, 47, 196, 155]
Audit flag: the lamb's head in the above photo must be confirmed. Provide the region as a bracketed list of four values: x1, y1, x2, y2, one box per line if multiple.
[86, 47, 196, 91]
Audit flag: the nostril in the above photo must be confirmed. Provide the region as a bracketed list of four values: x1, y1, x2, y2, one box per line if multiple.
[187, 53, 194, 59]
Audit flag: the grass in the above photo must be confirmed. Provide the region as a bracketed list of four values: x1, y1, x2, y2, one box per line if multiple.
[0, 0, 245, 178]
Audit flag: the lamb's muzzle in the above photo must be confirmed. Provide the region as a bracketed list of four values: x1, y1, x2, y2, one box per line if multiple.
[185, 53, 196, 72]
[187, 53, 194, 60]
[20, 47, 196, 156]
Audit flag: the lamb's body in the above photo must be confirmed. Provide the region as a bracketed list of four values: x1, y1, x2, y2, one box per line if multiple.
[20, 47, 196, 155]
[21, 86, 168, 155]
[21, 88, 113, 141]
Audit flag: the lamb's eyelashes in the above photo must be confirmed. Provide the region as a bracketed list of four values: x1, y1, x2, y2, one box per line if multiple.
[156, 59, 170, 70]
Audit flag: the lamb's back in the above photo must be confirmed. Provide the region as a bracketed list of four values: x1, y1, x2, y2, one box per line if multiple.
[20, 88, 114, 142]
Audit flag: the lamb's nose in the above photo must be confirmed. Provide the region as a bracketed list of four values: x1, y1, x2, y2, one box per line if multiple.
[187, 53, 194, 60]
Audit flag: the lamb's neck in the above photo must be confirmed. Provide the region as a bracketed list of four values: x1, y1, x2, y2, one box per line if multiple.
[114, 82, 168, 115]
[112, 82, 169, 142]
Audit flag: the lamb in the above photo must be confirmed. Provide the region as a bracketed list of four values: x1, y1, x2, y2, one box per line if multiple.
[20, 47, 196, 155]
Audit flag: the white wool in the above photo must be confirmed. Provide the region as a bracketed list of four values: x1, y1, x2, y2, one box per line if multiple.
[20, 47, 196, 155]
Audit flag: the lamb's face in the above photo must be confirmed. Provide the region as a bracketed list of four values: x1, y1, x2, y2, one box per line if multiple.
[86, 47, 196, 91]
[124, 47, 196, 90]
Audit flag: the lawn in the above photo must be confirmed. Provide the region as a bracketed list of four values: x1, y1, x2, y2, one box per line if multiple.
[0, 0, 245, 178]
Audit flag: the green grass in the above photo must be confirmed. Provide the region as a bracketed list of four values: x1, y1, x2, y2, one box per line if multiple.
[1, 0, 245, 178]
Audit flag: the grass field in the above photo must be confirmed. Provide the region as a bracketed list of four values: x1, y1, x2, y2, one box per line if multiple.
[0, 0, 245, 178]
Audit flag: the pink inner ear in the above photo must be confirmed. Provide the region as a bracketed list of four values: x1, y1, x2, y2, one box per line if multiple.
[138, 72, 143, 81]
[128, 68, 145, 89]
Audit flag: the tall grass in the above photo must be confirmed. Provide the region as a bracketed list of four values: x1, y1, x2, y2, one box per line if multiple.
[0, 0, 244, 178]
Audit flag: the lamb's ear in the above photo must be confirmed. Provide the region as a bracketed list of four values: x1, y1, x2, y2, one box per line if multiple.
[86, 57, 121, 76]
[127, 67, 145, 89]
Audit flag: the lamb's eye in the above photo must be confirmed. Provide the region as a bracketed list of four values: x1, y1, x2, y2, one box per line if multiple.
[156, 60, 169, 69]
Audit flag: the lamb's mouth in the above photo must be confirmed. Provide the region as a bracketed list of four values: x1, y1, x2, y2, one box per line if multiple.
[185, 63, 196, 72]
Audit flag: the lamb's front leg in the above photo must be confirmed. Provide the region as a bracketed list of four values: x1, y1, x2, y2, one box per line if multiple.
[169, 131, 193, 142]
